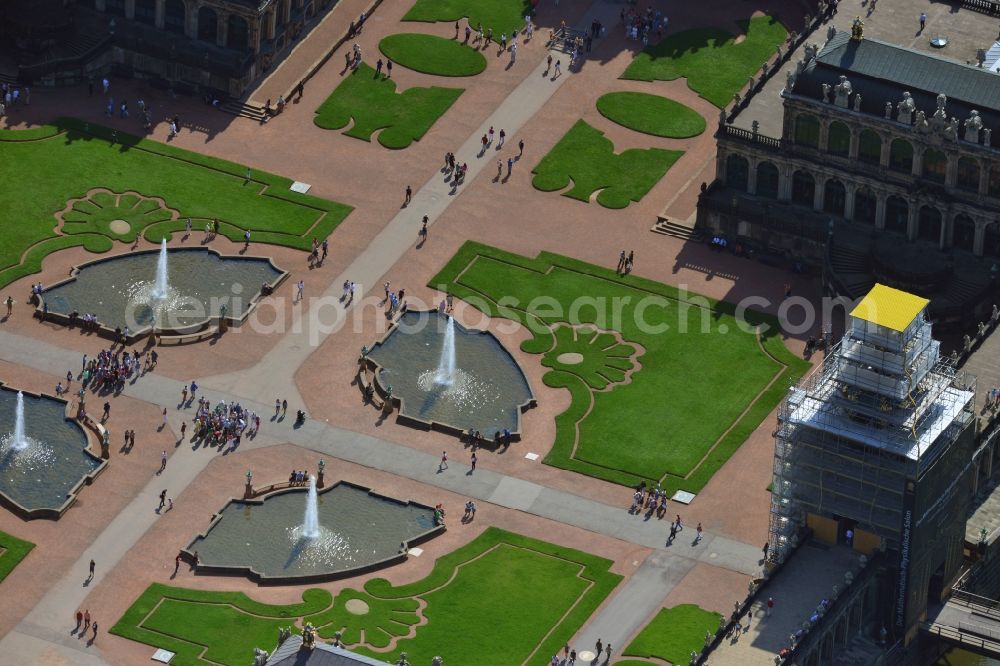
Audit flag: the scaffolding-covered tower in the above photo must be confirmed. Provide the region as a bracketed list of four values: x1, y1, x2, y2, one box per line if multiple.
[769, 284, 977, 641]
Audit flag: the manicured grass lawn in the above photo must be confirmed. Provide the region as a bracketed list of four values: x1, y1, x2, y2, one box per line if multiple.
[379, 33, 487, 76]
[111, 528, 621, 666]
[403, 0, 532, 36]
[430, 243, 810, 491]
[0, 120, 352, 291]
[622, 605, 722, 665]
[621, 16, 788, 108]
[531, 120, 682, 209]
[0, 530, 35, 583]
[597, 91, 706, 139]
[314, 62, 463, 148]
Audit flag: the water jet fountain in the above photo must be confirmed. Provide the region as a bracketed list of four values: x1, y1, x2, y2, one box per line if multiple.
[11, 391, 27, 451]
[434, 316, 457, 385]
[302, 475, 320, 539]
[152, 239, 170, 300]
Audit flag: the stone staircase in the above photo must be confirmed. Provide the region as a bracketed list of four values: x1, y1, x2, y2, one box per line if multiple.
[651, 216, 702, 241]
[220, 99, 268, 122]
[828, 242, 875, 298]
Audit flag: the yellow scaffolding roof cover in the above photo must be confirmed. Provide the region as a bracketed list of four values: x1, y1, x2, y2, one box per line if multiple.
[850, 284, 929, 332]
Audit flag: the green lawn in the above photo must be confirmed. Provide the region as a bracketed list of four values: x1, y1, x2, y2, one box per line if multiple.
[403, 0, 532, 36]
[111, 528, 621, 666]
[314, 62, 463, 148]
[597, 92, 706, 139]
[0, 530, 35, 583]
[430, 243, 810, 490]
[532, 120, 682, 209]
[622, 605, 722, 665]
[621, 16, 788, 108]
[379, 33, 487, 76]
[0, 120, 352, 291]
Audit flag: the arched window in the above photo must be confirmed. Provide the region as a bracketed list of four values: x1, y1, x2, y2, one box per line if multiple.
[726, 154, 749, 192]
[827, 121, 851, 157]
[165, 0, 185, 34]
[227, 14, 249, 51]
[795, 114, 820, 148]
[985, 223, 1000, 258]
[885, 196, 908, 234]
[923, 149, 947, 184]
[952, 214, 976, 251]
[134, 0, 156, 24]
[957, 157, 980, 193]
[918, 206, 942, 243]
[198, 7, 218, 42]
[756, 162, 779, 199]
[858, 130, 881, 165]
[791, 170, 815, 207]
[989, 163, 1000, 199]
[824, 180, 846, 216]
[889, 139, 913, 173]
[854, 188, 876, 225]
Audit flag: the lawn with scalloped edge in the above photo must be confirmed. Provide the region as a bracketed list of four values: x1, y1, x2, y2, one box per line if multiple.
[0, 119, 352, 291]
[111, 528, 621, 666]
[403, 0, 532, 36]
[597, 91, 706, 139]
[0, 529, 34, 583]
[621, 15, 787, 108]
[379, 33, 487, 76]
[429, 242, 810, 491]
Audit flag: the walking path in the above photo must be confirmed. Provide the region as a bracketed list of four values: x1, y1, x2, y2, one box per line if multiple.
[199, 0, 624, 409]
[0, 326, 761, 663]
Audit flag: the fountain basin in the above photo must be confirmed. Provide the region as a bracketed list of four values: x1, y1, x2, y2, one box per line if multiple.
[38, 247, 288, 340]
[185, 481, 443, 583]
[365, 310, 535, 439]
[0, 385, 105, 520]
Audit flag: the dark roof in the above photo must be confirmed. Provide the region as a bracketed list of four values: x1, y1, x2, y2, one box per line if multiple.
[814, 31, 1000, 111]
[793, 32, 1000, 148]
[265, 636, 395, 666]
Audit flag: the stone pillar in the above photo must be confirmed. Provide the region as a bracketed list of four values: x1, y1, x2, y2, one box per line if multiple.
[747, 158, 758, 195]
[844, 182, 856, 221]
[813, 175, 826, 211]
[849, 129, 859, 160]
[912, 146, 924, 178]
[155, 0, 166, 28]
[217, 12, 229, 47]
[906, 202, 918, 241]
[973, 462, 980, 496]
[940, 212, 949, 249]
[980, 160, 991, 196]
[716, 148, 727, 185]
[974, 220, 987, 256]
[185, 0, 198, 39]
[266, 8, 276, 39]
[945, 155, 958, 188]
[986, 443, 994, 479]
[875, 192, 887, 230]
[283, 0, 292, 24]
[250, 16, 262, 53]
[818, 119, 830, 152]
[879, 135, 890, 168]
[125, 0, 135, 19]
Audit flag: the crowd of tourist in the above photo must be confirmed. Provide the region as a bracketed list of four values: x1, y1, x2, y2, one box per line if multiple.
[190, 396, 260, 451]
[622, 5, 669, 46]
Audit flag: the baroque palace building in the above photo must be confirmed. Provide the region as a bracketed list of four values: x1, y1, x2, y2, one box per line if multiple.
[1, 0, 339, 97]
[697, 21, 1000, 329]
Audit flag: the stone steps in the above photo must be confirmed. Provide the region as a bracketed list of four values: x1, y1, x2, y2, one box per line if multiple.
[651, 216, 701, 241]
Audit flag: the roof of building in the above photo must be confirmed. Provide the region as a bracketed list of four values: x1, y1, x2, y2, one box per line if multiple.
[265, 636, 395, 666]
[850, 284, 929, 332]
[792, 32, 1000, 149]
[815, 31, 1000, 111]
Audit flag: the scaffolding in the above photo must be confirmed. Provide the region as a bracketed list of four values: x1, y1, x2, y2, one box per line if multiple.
[768, 307, 976, 564]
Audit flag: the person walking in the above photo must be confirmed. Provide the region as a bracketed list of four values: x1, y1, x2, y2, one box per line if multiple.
[386, 60, 393, 77]
[471, 452, 477, 472]
[296, 280, 305, 302]
[88, 560, 96, 578]
[695, 522, 703, 543]
[506, 157, 513, 178]
[160, 450, 167, 472]
[919, 12, 927, 31]
[596, 638, 603, 656]
[498, 128, 506, 148]
[84, 609, 91, 630]
[404, 185, 412, 206]
[439, 451, 448, 471]
[518, 138, 524, 157]
[158, 489, 167, 510]
[767, 596, 775, 616]
[496, 159, 503, 179]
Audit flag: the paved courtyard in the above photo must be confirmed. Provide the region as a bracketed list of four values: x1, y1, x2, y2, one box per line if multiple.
[4, 0, 982, 662]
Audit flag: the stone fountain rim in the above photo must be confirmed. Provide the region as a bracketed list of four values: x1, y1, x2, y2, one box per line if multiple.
[34, 244, 290, 345]
[0, 382, 107, 521]
[363, 308, 537, 442]
[181, 479, 445, 585]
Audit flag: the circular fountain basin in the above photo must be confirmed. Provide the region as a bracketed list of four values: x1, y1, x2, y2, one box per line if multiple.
[186, 482, 441, 582]
[0, 388, 102, 517]
[41, 247, 285, 333]
[367, 310, 534, 436]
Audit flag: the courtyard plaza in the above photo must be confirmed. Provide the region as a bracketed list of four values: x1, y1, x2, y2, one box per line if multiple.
[0, 0, 854, 663]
